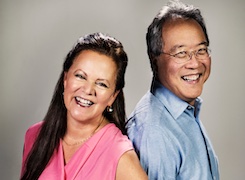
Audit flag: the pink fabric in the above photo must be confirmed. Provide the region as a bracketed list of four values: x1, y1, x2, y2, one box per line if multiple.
[21, 122, 133, 180]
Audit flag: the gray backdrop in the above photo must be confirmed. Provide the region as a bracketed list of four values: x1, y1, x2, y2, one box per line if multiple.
[1, 0, 244, 179]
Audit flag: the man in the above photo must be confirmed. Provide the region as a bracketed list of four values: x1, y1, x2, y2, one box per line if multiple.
[126, 0, 219, 179]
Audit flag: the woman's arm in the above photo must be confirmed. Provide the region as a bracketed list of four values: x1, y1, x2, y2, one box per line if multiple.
[116, 150, 148, 180]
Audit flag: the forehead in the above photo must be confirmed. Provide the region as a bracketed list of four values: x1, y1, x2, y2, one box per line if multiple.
[70, 50, 117, 78]
[162, 19, 206, 50]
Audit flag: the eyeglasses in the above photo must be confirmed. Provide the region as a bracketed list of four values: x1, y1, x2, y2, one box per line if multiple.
[161, 48, 211, 64]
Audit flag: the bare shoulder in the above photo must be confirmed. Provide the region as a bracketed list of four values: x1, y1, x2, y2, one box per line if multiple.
[116, 150, 148, 180]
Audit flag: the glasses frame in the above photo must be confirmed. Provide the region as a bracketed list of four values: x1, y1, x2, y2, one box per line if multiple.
[161, 48, 211, 64]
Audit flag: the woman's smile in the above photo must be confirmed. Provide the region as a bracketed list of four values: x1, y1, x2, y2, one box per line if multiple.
[75, 96, 94, 107]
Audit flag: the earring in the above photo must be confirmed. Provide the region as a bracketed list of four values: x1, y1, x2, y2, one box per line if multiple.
[107, 106, 113, 113]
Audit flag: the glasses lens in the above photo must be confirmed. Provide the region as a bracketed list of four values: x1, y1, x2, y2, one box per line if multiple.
[196, 48, 210, 59]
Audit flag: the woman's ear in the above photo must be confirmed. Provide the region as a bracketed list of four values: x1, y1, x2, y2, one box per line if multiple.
[114, 90, 120, 99]
[108, 90, 120, 106]
[63, 72, 67, 88]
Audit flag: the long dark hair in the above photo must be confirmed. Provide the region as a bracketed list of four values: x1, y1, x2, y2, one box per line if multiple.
[21, 32, 128, 180]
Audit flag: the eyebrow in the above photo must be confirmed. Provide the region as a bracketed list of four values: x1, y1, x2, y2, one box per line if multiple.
[75, 69, 112, 86]
[97, 78, 110, 83]
[169, 45, 185, 52]
[74, 69, 87, 76]
[169, 41, 208, 52]
[198, 41, 208, 46]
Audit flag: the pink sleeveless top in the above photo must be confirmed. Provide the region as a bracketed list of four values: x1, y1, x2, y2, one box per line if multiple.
[21, 122, 133, 179]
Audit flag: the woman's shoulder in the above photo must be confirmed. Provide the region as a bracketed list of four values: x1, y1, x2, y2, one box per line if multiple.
[24, 121, 43, 143]
[102, 123, 133, 153]
[104, 124, 131, 141]
[116, 150, 148, 180]
[26, 121, 43, 135]
[22, 121, 44, 161]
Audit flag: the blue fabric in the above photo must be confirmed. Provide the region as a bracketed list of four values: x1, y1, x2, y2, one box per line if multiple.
[126, 80, 219, 180]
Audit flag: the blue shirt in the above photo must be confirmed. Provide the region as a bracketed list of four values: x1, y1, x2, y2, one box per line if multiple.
[126, 80, 219, 180]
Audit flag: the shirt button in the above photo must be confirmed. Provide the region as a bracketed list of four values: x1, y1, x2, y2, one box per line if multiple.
[187, 106, 192, 110]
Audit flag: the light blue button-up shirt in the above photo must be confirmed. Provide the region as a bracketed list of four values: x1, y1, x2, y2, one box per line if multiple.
[126, 80, 219, 180]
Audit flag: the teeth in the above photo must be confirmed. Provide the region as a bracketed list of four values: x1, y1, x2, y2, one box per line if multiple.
[75, 97, 93, 107]
[182, 74, 200, 81]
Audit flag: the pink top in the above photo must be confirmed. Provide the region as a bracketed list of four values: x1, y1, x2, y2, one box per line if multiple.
[21, 121, 133, 180]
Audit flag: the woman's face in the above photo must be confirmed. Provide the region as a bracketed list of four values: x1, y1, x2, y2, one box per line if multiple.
[63, 50, 118, 124]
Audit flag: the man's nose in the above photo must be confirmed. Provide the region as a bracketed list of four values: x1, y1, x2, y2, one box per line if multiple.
[188, 51, 196, 61]
[186, 51, 200, 68]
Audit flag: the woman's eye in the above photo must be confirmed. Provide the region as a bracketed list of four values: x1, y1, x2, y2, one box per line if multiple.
[96, 82, 108, 88]
[75, 74, 85, 79]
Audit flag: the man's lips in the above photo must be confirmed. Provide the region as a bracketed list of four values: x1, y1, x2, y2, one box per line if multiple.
[75, 96, 94, 107]
[181, 74, 201, 82]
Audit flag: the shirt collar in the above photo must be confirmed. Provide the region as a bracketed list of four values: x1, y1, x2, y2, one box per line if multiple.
[194, 97, 203, 119]
[150, 80, 202, 119]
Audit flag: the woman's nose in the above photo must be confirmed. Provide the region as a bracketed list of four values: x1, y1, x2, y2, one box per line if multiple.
[82, 81, 95, 95]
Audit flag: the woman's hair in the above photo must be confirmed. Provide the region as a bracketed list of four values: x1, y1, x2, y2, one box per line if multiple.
[146, 0, 209, 77]
[21, 32, 128, 180]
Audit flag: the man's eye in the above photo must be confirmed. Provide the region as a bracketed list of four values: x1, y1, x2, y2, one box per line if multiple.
[175, 51, 187, 58]
[197, 48, 207, 55]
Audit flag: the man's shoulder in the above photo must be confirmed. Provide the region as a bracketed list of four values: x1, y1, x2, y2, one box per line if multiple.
[132, 91, 164, 112]
[127, 91, 169, 130]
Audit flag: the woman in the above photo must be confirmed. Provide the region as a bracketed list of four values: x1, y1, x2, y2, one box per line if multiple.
[21, 32, 147, 180]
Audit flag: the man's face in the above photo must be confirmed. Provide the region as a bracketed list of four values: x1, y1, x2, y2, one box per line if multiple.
[157, 19, 211, 105]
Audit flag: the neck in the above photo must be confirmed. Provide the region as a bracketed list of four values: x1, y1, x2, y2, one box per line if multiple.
[64, 116, 108, 143]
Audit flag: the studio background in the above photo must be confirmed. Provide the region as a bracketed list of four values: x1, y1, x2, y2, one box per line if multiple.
[0, 0, 244, 179]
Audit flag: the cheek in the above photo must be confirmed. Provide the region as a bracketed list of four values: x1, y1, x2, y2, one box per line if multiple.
[97, 91, 116, 105]
[203, 60, 211, 80]
[63, 79, 79, 105]
[161, 62, 180, 80]
[64, 78, 78, 93]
